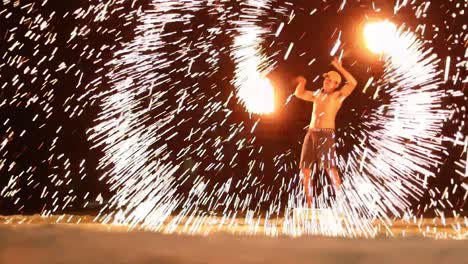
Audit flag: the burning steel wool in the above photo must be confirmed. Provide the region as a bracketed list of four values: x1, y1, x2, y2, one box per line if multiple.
[0, 0, 467, 239]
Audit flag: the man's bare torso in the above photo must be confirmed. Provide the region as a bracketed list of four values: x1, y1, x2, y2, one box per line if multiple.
[310, 91, 343, 129]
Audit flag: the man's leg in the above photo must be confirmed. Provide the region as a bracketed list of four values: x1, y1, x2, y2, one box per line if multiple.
[323, 130, 341, 189]
[326, 167, 342, 187]
[299, 130, 315, 208]
[301, 168, 313, 208]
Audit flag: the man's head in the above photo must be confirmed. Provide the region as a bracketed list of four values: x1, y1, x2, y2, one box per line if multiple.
[322, 71, 341, 93]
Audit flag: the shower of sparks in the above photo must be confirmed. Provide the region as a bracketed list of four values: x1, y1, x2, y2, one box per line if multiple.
[88, 0, 287, 229]
[333, 25, 450, 234]
[0, 0, 466, 238]
[231, 10, 276, 115]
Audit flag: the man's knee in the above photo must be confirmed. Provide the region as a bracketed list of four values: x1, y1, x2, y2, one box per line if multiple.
[300, 168, 312, 177]
[326, 167, 342, 185]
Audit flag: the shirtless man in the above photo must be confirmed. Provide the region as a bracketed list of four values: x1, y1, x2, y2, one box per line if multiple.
[294, 57, 357, 207]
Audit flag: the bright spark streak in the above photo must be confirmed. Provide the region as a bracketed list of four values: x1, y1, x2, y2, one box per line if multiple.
[284, 42, 294, 60]
[444, 56, 451, 82]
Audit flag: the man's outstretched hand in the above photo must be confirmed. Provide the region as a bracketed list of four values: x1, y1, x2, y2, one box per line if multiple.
[295, 76, 307, 85]
[330, 56, 358, 98]
[294, 75, 316, 102]
[331, 57, 343, 70]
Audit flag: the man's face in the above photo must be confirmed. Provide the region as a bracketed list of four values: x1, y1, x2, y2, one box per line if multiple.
[323, 77, 339, 93]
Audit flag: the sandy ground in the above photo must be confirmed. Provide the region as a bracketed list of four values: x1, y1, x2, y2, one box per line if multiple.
[1, 215, 468, 264]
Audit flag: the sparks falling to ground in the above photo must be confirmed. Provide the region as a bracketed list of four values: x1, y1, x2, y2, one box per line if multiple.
[0, 0, 467, 238]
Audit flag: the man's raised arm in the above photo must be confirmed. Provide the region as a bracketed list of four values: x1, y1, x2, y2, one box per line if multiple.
[331, 58, 357, 98]
[294, 76, 317, 102]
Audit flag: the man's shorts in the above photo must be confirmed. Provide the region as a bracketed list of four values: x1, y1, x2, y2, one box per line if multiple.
[299, 128, 337, 169]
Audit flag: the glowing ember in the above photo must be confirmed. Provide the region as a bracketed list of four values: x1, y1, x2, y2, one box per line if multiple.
[239, 75, 275, 114]
[363, 20, 398, 54]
